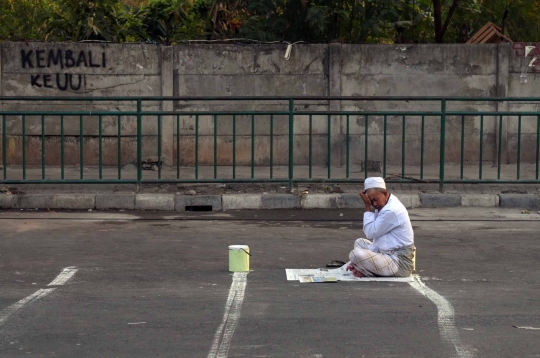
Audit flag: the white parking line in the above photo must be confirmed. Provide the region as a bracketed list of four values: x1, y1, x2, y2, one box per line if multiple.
[47, 266, 78, 286]
[208, 272, 249, 358]
[0, 289, 56, 328]
[0, 267, 78, 330]
[409, 276, 475, 358]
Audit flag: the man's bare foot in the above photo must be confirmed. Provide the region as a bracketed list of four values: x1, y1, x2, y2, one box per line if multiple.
[352, 268, 366, 278]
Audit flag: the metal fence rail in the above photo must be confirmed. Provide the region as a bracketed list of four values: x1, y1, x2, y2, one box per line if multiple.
[0, 96, 539, 191]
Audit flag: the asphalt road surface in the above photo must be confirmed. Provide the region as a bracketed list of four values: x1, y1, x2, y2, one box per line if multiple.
[0, 208, 539, 358]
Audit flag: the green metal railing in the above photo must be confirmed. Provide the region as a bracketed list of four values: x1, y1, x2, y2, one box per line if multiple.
[1, 96, 540, 191]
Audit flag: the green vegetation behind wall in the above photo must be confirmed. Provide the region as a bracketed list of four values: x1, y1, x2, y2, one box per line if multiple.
[1, 0, 539, 44]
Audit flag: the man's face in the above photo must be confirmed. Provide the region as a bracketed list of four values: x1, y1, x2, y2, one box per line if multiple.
[366, 189, 388, 211]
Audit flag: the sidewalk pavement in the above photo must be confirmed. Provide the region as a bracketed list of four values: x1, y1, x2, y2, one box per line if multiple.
[0, 165, 539, 211]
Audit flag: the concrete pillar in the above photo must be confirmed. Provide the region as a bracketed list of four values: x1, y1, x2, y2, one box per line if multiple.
[328, 43, 342, 167]
[161, 46, 174, 165]
[496, 43, 510, 165]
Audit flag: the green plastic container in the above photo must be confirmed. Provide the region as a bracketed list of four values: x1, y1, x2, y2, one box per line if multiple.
[229, 245, 250, 272]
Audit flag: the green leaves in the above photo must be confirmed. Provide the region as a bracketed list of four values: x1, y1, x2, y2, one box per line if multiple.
[1, 0, 539, 43]
[127, 0, 212, 43]
[0, 0, 51, 41]
[44, 0, 127, 42]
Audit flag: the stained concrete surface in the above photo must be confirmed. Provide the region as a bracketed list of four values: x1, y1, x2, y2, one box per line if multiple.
[0, 208, 539, 357]
[1, 43, 539, 168]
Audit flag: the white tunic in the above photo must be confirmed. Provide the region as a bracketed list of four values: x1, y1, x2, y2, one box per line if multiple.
[362, 194, 414, 252]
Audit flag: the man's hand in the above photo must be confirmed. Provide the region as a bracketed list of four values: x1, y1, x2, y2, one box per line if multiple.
[359, 191, 371, 211]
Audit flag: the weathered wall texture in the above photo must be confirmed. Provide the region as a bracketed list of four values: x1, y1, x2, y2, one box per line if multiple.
[0, 43, 164, 165]
[0, 42, 539, 168]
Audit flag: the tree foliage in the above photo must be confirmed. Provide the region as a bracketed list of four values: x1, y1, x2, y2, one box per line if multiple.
[1, 0, 539, 44]
[44, 0, 128, 42]
[136, 0, 205, 44]
[0, 0, 50, 41]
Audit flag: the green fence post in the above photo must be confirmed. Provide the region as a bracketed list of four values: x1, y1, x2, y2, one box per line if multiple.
[420, 115, 425, 180]
[536, 115, 540, 180]
[460, 115, 465, 180]
[61, 115, 65, 180]
[288, 98, 294, 189]
[270, 115, 274, 179]
[79, 115, 84, 180]
[232, 114, 236, 179]
[214, 115, 217, 180]
[383, 115, 387, 178]
[366, 115, 369, 179]
[158, 114, 162, 180]
[251, 114, 255, 179]
[309, 114, 312, 179]
[328, 114, 331, 179]
[176, 115, 180, 179]
[401, 115, 405, 179]
[2, 115, 6, 180]
[479, 115, 483, 180]
[439, 100, 446, 193]
[41, 115, 45, 180]
[195, 114, 199, 180]
[517, 115, 521, 180]
[22, 115, 26, 181]
[498, 115, 502, 180]
[117, 115, 121, 180]
[99, 115, 103, 180]
[137, 99, 142, 191]
[346, 115, 350, 179]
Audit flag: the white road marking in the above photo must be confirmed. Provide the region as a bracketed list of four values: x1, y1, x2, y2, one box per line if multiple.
[409, 276, 475, 358]
[0, 289, 56, 328]
[47, 266, 78, 286]
[208, 272, 249, 358]
[513, 326, 540, 330]
[0, 267, 78, 329]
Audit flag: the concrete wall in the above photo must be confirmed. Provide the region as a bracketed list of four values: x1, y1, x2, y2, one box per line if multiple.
[1, 42, 539, 168]
[0, 43, 168, 166]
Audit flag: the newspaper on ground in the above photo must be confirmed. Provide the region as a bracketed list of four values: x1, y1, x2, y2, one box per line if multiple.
[286, 264, 413, 283]
[298, 276, 338, 283]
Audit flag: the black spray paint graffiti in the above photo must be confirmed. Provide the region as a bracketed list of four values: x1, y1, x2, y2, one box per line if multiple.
[21, 49, 107, 91]
[30, 73, 84, 90]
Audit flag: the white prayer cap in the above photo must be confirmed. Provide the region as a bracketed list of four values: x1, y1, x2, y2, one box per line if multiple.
[364, 177, 386, 191]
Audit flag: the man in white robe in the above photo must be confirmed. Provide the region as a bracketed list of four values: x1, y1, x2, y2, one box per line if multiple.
[346, 177, 415, 277]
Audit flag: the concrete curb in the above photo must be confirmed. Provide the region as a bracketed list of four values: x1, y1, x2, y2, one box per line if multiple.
[222, 194, 262, 210]
[420, 193, 461, 207]
[0, 194, 17, 209]
[17, 194, 55, 209]
[498, 194, 539, 209]
[461, 194, 499, 207]
[52, 194, 95, 209]
[135, 194, 175, 211]
[176, 195, 222, 211]
[96, 194, 136, 210]
[261, 194, 301, 209]
[394, 194, 421, 208]
[0, 193, 538, 211]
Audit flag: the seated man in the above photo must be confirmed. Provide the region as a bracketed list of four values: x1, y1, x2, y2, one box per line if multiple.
[346, 177, 415, 278]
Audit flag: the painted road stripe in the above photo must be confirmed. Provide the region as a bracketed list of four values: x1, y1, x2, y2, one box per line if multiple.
[208, 272, 249, 358]
[409, 276, 475, 358]
[47, 266, 78, 286]
[0, 267, 78, 329]
[0, 289, 56, 328]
